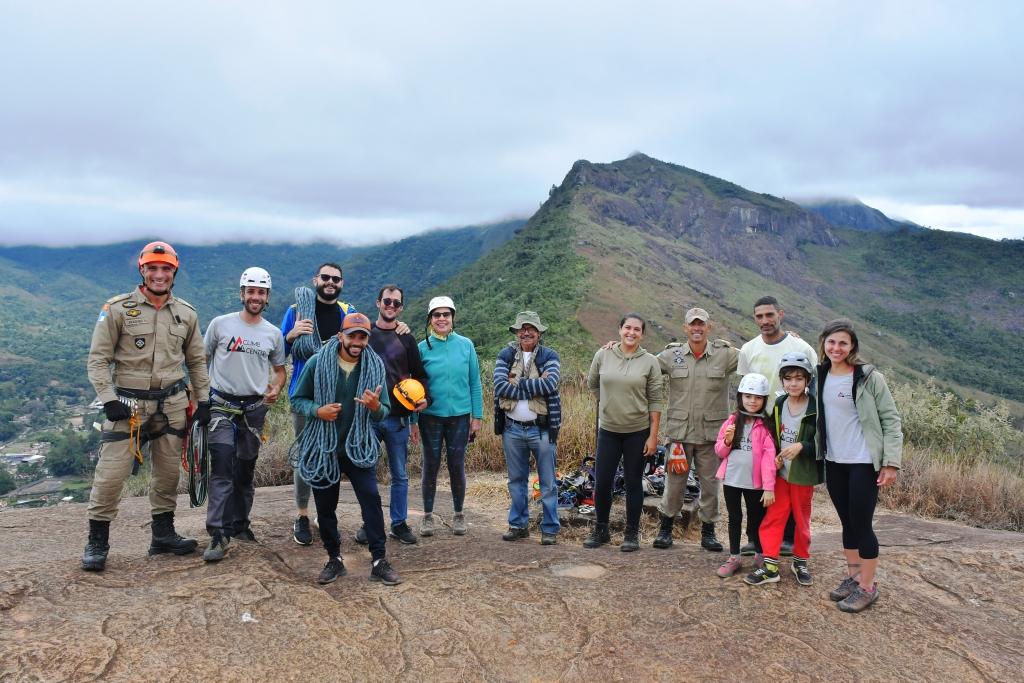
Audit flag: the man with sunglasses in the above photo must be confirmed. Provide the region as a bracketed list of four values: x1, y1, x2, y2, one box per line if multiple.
[351, 284, 430, 545]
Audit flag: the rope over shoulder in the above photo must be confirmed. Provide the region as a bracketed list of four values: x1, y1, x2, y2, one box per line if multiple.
[289, 339, 386, 488]
[291, 286, 321, 361]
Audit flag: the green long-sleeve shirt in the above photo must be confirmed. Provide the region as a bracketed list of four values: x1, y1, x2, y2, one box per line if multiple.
[587, 343, 665, 433]
[291, 353, 389, 446]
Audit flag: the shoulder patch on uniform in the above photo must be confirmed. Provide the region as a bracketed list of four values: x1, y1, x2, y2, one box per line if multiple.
[105, 293, 132, 305]
[172, 297, 197, 311]
[664, 342, 682, 349]
[712, 339, 732, 348]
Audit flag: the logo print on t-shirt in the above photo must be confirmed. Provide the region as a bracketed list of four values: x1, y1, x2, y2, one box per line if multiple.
[225, 336, 268, 357]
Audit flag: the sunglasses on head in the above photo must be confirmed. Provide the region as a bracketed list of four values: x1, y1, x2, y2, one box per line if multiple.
[318, 273, 342, 284]
[431, 311, 452, 319]
[380, 297, 403, 308]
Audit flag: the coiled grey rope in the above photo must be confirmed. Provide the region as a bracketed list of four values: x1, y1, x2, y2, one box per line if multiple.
[289, 338, 386, 488]
[291, 286, 321, 361]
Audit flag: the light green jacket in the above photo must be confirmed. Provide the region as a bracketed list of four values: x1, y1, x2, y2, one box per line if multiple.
[816, 363, 903, 471]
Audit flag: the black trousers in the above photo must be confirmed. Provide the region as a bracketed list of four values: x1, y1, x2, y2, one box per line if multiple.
[723, 485, 766, 556]
[594, 427, 649, 530]
[825, 461, 880, 559]
[312, 449, 387, 561]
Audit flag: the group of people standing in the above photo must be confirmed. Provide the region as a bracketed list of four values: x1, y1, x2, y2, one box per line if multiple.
[81, 241, 902, 613]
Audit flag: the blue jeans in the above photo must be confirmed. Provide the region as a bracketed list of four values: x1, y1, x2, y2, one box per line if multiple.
[502, 422, 560, 535]
[372, 415, 410, 527]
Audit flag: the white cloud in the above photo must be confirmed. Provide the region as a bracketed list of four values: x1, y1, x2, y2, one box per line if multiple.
[862, 198, 1024, 241]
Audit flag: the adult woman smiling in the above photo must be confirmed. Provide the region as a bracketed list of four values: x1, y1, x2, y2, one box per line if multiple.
[584, 313, 665, 551]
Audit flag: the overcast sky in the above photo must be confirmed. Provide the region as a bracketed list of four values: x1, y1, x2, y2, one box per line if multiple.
[1, 1, 1021, 246]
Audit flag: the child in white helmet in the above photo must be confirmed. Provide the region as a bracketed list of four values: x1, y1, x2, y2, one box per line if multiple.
[713, 373, 778, 578]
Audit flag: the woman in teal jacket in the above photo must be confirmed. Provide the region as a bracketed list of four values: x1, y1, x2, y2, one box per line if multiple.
[416, 296, 483, 538]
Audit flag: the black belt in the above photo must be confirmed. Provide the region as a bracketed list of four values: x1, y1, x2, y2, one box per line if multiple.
[211, 388, 264, 407]
[506, 416, 547, 428]
[116, 379, 187, 401]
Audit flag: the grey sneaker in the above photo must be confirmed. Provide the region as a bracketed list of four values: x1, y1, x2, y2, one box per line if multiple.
[420, 513, 434, 537]
[293, 516, 313, 546]
[370, 558, 402, 586]
[389, 522, 418, 545]
[540, 532, 558, 545]
[354, 526, 368, 545]
[829, 575, 860, 601]
[203, 534, 230, 563]
[502, 526, 529, 541]
[318, 556, 347, 585]
[791, 559, 813, 586]
[739, 542, 756, 556]
[452, 512, 467, 536]
[838, 584, 879, 613]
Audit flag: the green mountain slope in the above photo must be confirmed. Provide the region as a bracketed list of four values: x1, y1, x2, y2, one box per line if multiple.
[801, 198, 925, 232]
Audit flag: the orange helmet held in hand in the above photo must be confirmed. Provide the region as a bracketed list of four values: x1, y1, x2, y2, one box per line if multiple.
[393, 378, 426, 411]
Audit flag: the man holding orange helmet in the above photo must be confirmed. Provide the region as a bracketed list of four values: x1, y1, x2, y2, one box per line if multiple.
[82, 241, 211, 571]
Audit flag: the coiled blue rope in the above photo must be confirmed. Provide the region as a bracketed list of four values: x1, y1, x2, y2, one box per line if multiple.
[289, 338, 386, 488]
[291, 286, 321, 361]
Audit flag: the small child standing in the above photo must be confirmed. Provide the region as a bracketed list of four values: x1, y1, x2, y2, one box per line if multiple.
[745, 353, 822, 587]
[714, 373, 777, 578]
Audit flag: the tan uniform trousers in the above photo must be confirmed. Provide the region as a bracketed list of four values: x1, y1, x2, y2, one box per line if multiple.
[658, 441, 720, 524]
[87, 392, 187, 522]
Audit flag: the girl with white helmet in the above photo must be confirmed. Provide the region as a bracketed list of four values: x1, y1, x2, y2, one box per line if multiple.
[713, 372, 778, 578]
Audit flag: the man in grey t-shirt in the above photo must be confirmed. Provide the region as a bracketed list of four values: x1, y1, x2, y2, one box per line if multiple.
[201, 267, 287, 562]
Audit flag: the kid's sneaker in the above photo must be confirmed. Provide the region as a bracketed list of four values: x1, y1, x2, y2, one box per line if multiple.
[716, 555, 743, 578]
[743, 566, 781, 585]
[791, 559, 813, 586]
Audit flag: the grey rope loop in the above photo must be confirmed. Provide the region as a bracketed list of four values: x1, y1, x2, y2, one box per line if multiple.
[291, 286, 322, 361]
[289, 339, 386, 488]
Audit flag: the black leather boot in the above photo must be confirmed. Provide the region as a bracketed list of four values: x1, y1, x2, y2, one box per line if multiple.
[653, 514, 674, 549]
[620, 526, 640, 552]
[700, 521, 724, 552]
[582, 522, 611, 549]
[81, 519, 110, 571]
[149, 511, 198, 555]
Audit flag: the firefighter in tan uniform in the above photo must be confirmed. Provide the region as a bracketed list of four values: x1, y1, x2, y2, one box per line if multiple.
[81, 241, 211, 571]
[652, 307, 738, 552]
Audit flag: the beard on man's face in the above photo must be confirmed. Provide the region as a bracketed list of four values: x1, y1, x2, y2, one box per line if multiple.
[316, 283, 339, 302]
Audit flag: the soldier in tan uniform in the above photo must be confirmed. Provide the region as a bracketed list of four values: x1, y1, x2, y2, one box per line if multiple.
[652, 307, 738, 552]
[81, 241, 211, 571]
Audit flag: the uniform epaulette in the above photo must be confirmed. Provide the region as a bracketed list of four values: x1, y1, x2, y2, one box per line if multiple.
[664, 342, 683, 349]
[712, 339, 732, 348]
[105, 293, 132, 305]
[172, 296, 197, 312]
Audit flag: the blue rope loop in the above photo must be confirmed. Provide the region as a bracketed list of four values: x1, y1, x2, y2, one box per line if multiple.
[289, 338, 385, 488]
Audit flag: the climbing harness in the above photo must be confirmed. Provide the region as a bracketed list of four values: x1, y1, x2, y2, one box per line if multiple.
[289, 339, 386, 488]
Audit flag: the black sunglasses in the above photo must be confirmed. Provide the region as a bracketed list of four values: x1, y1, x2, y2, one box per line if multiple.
[431, 311, 452, 319]
[318, 273, 342, 284]
[380, 297, 403, 308]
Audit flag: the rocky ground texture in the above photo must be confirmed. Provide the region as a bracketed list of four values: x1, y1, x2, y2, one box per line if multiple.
[2, 480, 1022, 682]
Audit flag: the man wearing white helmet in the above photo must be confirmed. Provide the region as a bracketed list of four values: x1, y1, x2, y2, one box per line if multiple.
[200, 267, 287, 562]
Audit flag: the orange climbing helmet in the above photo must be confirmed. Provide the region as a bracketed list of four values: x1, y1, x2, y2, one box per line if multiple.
[138, 241, 179, 269]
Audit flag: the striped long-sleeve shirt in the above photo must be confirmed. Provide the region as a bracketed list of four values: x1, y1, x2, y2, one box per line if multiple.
[493, 342, 562, 443]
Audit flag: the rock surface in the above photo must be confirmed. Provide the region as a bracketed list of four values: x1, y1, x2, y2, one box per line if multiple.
[2, 482, 1022, 682]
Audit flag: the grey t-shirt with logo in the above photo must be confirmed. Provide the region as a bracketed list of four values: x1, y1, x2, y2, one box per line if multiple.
[823, 372, 871, 464]
[778, 399, 807, 481]
[204, 313, 286, 397]
[723, 420, 756, 489]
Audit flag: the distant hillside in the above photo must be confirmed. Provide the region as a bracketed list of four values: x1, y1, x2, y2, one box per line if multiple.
[0, 220, 523, 405]
[801, 198, 925, 233]
[431, 153, 1024, 408]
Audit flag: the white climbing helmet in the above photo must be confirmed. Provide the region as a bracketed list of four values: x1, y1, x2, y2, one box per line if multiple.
[737, 373, 770, 396]
[427, 296, 456, 315]
[239, 267, 272, 290]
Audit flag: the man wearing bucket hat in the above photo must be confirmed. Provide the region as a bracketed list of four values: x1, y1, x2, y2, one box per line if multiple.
[493, 311, 562, 544]
[349, 284, 430, 546]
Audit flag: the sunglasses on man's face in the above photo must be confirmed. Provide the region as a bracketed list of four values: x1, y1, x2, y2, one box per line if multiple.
[318, 273, 342, 284]
[431, 311, 452, 319]
[380, 297, 403, 308]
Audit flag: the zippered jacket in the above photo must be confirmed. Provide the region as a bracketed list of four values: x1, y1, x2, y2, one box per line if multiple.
[770, 394, 823, 486]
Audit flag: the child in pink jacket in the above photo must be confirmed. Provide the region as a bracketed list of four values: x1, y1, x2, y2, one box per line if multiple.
[714, 373, 777, 578]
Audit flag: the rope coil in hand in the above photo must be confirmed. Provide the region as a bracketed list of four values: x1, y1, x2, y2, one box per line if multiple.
[289, 338, 386, 488]
[290, 286, 322, 361]
[185, 419, 210, 507]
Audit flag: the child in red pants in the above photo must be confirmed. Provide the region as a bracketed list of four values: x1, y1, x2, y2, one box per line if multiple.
[744, 352, 823, 586]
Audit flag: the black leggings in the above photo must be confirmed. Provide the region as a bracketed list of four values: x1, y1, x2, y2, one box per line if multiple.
[723, 485, 765, 556]
[825, 461, 880, 560]
[594, 427, 649, 530]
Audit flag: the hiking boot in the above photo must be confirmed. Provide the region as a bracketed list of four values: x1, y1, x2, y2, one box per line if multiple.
[233, 528, 258, 543]
[541, 532, 558, 545]
[780, 540, 794, 557]
[583, 523, 611, 549]
[739, 542, 756, 556]
[838, 584, 879, 613]
[700, 522, 723, 552]
[149, 512, 198, 556]
[716, 555, 743, 578]
[502, 526, 529, 541]
[652, 515, 674, 549]
[791, 559, 813, 586]
[318, 556, 347, 584]
[620, 527, 640, 552]
[354, 526, 369, 545]
[420, 513, 435, 537]
[829, 575, 860, 602]
[203, 534, 230, 563]
[81, 519, 110, 572]
[741, 565, 778, 589]
[389, 522, 418, 545]
[370, 558, 402, 586]
[452, 512, 467, 536]
[293, 516, 313, 546]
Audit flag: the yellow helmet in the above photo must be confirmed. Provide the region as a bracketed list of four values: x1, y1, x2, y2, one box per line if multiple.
[393, 378, 426, 411]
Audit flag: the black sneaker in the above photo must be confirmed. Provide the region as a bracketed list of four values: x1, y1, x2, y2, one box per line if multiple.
[233, 528, 258, 544]
[540, 532, 558, 545]
[743, 566, 781, 585]
[389, 522, 418, 545]
[791, 559, 813, 586]
[502, 526, 529, 541]
[739, 542, 756, 556]
[370, 558, 402, 585]
[354, 526, 368, 545]
[293, 516, 313, 546]
[318, 557, 347, 585]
